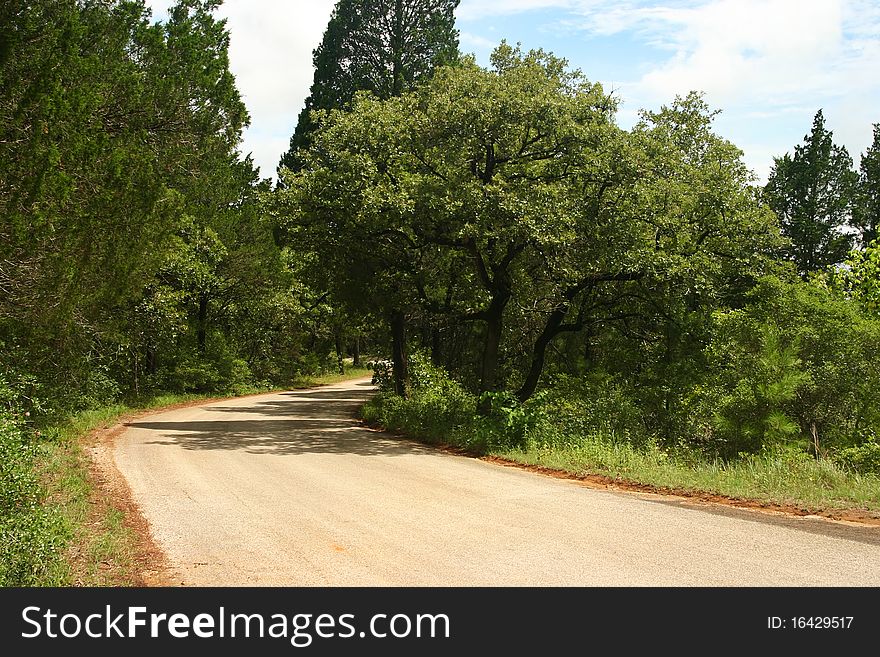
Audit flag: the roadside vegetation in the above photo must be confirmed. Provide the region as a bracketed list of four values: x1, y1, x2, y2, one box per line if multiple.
[2, 0, 879, 586]
[363, 357, 880, 515]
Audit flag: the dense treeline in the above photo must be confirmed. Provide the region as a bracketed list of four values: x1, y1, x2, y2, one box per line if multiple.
[273, 4, 880, 475]
[1, 0, 347, 412]
[2, 0, 879, 584]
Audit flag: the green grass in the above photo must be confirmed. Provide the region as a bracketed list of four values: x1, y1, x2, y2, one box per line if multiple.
[289, 366, 372, 388]
[363, 391, 880, 517]
[494, 442, 880, 514]
[31, 365, 374, 586]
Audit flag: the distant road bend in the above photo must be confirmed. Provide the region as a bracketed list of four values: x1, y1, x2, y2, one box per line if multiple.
[113, 377, 880, 586]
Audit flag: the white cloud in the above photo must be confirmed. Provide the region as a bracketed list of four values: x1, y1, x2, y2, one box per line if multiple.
[457, 0, 578, 21]
[565, 0, 880, 178]
[144, 0, 173, 21]
[565, 1, 858, 107]
[218, 1, 335, 179]
[459, 30, 500, 52]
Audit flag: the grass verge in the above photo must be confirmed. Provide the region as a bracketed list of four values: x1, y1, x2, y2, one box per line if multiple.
[492, 443, 880, 516]
[362, 391, 880, 521]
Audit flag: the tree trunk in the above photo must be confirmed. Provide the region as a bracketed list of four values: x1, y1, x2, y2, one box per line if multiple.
[517, 305, 569, 403]
[334, 327, 345, 375]
[353, 335, 361, 367]
[145, 346, 157, 375]
[431, 325, 442, 365]
[197, 293, 208, 353]
[478, 288, 511, 402]
[390, 310, 409, 397]
[132, 349, 139, 398]
[583, 323, 593, 368]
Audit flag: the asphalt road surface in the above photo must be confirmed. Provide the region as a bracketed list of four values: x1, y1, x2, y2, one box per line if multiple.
[113, 377, 880, 586]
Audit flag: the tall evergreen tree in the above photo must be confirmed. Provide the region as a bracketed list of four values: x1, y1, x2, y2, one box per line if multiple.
[764, 110, 858, 276]
[277, 0, 460, 175]
[855, 124, 880, 246]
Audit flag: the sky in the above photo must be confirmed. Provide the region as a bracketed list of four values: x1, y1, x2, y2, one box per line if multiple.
[144, 0, 880, 185]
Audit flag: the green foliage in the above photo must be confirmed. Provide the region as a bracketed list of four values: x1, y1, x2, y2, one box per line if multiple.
[279, 0, 460, 173]
[0, 0, 323, 413]
[705, 322, 809, 456]
[523, 374, 647, 448]
[366, 362, 647, 453]
[363, 350, 475, 441]
[0, 377, 67, 585]
[275, 51, 782, 407]
[854, 124, 880, 245]
[834, 434, 880, 475]
[472, 391, 539, 451]
[363, 382, 476, 447]
[837, 239, 880, 315]
[764, 110, 858, 275]
[695, 275, 880, 457]
[367, 359, 394, 392]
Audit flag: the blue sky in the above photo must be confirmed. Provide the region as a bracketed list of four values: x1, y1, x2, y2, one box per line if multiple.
[145, 0, 880, 184]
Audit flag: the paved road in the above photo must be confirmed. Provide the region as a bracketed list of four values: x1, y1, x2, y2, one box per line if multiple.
[113, 377, 880, 586]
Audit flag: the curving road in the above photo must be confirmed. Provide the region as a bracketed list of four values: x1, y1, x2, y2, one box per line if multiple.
[113, 377, 880, 586]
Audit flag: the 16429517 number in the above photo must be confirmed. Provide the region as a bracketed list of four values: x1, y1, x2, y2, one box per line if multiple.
[768, 616, 854, 630]
[792, 617, 853, 629]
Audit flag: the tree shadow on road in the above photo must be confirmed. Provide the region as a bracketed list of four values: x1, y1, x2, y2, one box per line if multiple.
[127, 418, 434, 457]
[125, 383, 433, 456]
[209, 399, 364, 418]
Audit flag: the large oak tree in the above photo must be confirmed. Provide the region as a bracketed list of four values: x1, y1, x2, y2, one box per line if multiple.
[274, 46, 781, 403]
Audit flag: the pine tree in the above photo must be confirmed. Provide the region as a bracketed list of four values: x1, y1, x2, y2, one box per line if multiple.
[764, 110, 858, 275]
[277, 0, 460, 175]
[855, 124, 880, 246]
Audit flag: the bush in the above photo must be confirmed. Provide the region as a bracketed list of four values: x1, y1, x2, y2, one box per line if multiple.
[165, 355, 223, 393]
[0, 379, 67, 585]
[522, 373, 647, 449]
[691, 276, 880, 458]
[0, 504, 67, 586]
[700, 322, 809, 457]
[468, 390, 547, 451]
[834, 432, 880, 475]
[79, 367, 122, 410]
[367, 358, 393, 392]
[362, 354, 478, 447]
[364, 359, 650, 454]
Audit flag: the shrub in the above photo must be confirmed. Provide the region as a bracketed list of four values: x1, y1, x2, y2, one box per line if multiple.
[165, 356, 223, 393]
[367, 358, 393, 392]
[0, 378, 67, 585]
[693, 275, 880, 458]
[703, 322, 809, 456]
[362, 354, 478, 447]
[834, 431, 880, 475]
[522, 373, 647, 449]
